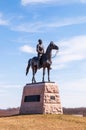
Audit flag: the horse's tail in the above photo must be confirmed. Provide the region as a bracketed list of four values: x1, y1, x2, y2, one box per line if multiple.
[26, 59, 31, 75]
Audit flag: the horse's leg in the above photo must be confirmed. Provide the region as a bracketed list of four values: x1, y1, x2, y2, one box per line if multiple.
[32, 67, 36, 83]
[33, 66, 38, 83]
[42, 67, 45, 82]
[32, 68, 34, 83]
[34, 66, 37, 83]
[47, 67, 50, 82]
[26, 59, 31, 75]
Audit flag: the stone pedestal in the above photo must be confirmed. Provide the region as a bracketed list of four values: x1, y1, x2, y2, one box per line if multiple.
[20, 82, 63, 114]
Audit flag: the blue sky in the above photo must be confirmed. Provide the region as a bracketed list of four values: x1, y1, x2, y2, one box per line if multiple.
[0, 0, 86, 109]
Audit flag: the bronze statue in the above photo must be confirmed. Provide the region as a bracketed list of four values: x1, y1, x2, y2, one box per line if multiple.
[36, 39, 44, 68]
[26, 41, 59, 83]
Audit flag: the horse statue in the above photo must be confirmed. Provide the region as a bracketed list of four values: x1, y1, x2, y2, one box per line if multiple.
[26, 41, 59, 83]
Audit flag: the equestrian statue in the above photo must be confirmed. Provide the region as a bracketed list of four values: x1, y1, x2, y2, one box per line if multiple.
[26, 40, 59, 83]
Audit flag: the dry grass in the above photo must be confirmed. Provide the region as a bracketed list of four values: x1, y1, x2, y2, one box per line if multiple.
[0, 114, 86, 130]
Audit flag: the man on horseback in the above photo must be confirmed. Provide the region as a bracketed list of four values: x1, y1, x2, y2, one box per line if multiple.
[26, 41, 59, 83]
[36, 39, 44, 68]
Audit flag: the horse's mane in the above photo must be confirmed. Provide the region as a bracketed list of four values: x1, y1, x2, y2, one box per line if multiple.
[46, 43, 51, 54]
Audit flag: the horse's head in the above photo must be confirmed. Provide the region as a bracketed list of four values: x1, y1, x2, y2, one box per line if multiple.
[50, 41, 59, 50]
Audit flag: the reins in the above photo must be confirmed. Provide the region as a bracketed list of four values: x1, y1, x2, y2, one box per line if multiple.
[52, 50, 58, 58]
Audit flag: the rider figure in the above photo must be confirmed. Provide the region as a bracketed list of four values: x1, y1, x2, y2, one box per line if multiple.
[36, 39, 44, 68]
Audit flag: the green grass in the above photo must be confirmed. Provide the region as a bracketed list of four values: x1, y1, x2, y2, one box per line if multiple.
[0, 114, 86, 130]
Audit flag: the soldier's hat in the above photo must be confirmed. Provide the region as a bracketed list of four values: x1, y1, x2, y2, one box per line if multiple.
[38, 39, 42, 44]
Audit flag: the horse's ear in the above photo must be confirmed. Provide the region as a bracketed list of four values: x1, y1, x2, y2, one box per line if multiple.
[50, 41, 54, 48]
[50, 41, 54, 45]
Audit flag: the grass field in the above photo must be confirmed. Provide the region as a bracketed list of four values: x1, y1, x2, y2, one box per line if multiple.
[0, 114, 86, 130]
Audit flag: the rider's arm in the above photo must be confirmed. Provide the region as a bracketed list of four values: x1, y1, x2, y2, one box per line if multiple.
[36, 44, 40, 53]
[36, 44, 43, 53]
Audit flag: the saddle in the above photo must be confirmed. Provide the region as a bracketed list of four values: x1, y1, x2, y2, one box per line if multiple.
[33, 56, 42, 68]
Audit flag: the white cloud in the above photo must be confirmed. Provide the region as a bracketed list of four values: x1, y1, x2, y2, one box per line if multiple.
[21, 0, 86, 6]
[52, 35, 86, 69]
[11, 22, 43, 33]
[19, 35, 86, 69]
[0, 86, 22, 109]
[19, 35, 86, 63]
[59, 78, 86, 107]
[21, 0, 54, 5]
[48, 16, 86, 28]
[80, 0, 86, 3]
[11, 16, 86, 33]
[0, 84, 22, 88]
[61, 78, 86, 91]
[0, 12, 9, 26]
[20, 45, 36, 54]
